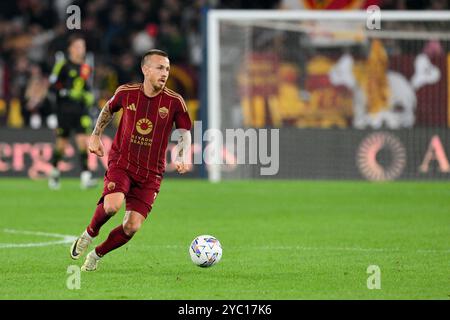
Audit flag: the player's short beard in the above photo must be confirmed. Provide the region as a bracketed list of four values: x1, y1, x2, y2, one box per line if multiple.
[152, 80, 164, 91]
[143, 77, 164, 95]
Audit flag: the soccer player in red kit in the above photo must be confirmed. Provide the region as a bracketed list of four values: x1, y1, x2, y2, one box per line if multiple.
[69, 49, 192, 271]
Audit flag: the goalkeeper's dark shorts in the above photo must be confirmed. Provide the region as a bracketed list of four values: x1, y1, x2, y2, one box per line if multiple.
[56, 111, 92, 138]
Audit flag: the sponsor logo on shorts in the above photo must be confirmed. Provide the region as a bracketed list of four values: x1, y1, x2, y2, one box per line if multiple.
[107, 181, 116, 191]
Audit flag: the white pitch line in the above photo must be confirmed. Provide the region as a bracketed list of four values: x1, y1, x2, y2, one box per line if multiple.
[3, 229, 75, 238]
[4, 229, 445, 254]
[0, 229, 77, 249]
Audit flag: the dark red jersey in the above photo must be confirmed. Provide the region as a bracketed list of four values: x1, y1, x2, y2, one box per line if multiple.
[106, 83, 191, 178]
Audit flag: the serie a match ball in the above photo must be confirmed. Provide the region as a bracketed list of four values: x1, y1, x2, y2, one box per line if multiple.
[189, 235, 222, 267]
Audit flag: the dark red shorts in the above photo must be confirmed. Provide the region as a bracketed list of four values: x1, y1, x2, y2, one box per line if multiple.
[97, 163, 162, 218]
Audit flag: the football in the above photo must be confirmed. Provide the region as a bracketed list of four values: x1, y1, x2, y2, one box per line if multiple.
[189, 235, 222, 267]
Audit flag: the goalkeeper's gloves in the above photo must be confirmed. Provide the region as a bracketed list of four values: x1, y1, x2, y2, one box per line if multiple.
[68, 88, 83, 101]
[58, 88, 82, 100]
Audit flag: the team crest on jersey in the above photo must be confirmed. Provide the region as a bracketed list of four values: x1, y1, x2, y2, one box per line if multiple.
[158, 107, 169, 119]
[80, 64, 90, 80]
[136, 118, 153, 135]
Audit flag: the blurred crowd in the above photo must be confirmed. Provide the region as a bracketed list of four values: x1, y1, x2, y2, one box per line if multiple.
[0, 0, 210, 128]
[0, 0, 448, 128]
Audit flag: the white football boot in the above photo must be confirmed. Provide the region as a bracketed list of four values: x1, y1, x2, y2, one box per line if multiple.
[48, 168, 61, 190]
[80, 171, 98, 189]
[81, 250, 101, 272]
[70, 231, 93, 260]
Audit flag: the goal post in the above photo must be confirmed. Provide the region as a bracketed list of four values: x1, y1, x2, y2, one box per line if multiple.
[207, 10, 450, 182]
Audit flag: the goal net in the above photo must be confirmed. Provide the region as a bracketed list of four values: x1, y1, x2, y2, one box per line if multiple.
[206, 10, 450, 182]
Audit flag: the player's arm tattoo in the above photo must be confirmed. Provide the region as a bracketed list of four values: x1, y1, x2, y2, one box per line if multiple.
[92, 105, 113, 136]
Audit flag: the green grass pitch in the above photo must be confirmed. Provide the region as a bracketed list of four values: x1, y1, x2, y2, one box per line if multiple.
[0, 178, 448, 299]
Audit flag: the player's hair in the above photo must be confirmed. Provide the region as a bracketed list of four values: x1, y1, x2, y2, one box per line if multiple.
[141, 49, 169, 67]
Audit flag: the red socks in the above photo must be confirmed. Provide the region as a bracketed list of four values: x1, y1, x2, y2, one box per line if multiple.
[86, 204, 113, 238]
[95, 225, 132, 257]
[86, 204, 133, 257]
